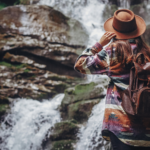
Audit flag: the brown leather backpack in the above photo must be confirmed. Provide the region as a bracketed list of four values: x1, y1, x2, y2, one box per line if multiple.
[120, 53, 150, 116]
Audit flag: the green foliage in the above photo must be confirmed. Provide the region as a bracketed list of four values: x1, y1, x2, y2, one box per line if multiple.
[73, 82, 96, 95]
[24, 69, 30, 73]
[0, 2, 7, 10]
[0, 61, 26, 72]
[14, 0, 30, 5]
[0, 104, 9, 113]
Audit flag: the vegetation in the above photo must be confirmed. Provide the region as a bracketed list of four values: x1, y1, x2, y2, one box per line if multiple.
[0, 2, 7, 10]
[0, 0, 30, 10]
[0, 61, 26, 70]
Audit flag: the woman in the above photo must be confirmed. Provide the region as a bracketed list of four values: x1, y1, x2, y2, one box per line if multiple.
[74, 9, 150, 150]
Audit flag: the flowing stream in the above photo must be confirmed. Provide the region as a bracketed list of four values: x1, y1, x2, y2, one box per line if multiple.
[0, 1, 129, 150]
[0, 94, 64, 150]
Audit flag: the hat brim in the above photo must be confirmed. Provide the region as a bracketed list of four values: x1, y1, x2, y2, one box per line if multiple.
[104, 15, 146, 40]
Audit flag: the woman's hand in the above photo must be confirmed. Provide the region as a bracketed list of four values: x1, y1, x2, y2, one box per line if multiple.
[99, 32, 116, 46]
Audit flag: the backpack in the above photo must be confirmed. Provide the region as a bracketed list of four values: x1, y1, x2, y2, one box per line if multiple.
[120, 53, 150, 117]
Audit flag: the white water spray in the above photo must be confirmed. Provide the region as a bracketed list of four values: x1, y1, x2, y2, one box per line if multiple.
[0, 94, 64, 150]
[38, 0, 105, 47]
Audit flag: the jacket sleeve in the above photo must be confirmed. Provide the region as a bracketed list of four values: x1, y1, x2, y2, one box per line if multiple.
[74, 42, 110, 75]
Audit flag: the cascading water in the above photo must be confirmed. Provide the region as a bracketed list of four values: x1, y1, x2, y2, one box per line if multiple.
[38, 0, 105, 47]
[76, 96, 112, 150]
[38, 0, 110, 149]
[0, 1, 129, 150]
[0, 94, 64, 150]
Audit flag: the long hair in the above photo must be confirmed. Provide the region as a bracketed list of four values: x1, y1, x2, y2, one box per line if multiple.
[110, 36, 150, 74]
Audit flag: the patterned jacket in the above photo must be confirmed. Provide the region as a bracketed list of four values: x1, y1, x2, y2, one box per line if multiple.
[74, 42, 150, 147]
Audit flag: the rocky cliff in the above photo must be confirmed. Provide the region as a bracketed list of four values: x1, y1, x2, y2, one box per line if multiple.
[0, 5, 89, 106]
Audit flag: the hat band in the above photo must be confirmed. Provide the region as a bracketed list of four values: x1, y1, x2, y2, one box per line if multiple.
[112, 24, 137, 33]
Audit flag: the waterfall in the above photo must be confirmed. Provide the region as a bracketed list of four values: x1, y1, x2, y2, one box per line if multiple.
[38, 0, 105, 47]
[76, 96, 112, 150]
[0, 94, 64, 150]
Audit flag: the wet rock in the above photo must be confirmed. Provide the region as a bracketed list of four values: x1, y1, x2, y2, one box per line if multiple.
[0, 60, 81, 100]
[3, 52, 46, 69]
[61, 81, 105, 111]
[130, 3, 150, 22]
[51, 140, 76, 150]
[102, 5, 118, 22]
[68, 99, 101, 122]
[50, 120, 79, 141]
[108, 0, 119, 6]
[0, 104, 10, 121]
[0, 5, 88, 76]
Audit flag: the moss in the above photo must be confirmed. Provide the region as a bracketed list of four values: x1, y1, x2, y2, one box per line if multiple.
[24, 69, 30, 73]
[73, 82, 96, 95]
[14, 0, 30, 5]
[0, 2, 7, 10]
[0, 61, 12, 67]
[51, 140, 76, 150]
[0, 104, 9, 116]
[0, 61, 27, 70]
[68, 99, 100, 122]
[51, 120, 79, 141]
[36, 93, 49, 101]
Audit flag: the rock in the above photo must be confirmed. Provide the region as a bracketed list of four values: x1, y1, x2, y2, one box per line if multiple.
[50, 120, 79, 141]
[0, 60, 81, 100]
[51, 140, 76, 150]
[67, 99, 101, 122]
[130, 0, 143, 5]
[0, 5, 88, 77]
[102, 5, 118, 22]
[61, 82, 105, 111]
[130, 3, 148, 21]
[3, 52, 46, 69]
[108, 0, 119, 6]
[0, 104, 10, 121]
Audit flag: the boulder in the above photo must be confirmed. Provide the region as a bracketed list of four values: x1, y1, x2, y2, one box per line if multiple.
[130, 3, 149, 22]
[0, 59, 81, 100]
[67, 99, 101, 122]
[102, 5, 118, 22]
[0, 5, 88, 76]
[50, 120, 79, 141]
[51, 140, 76, 150]
[0, 104, 10, 121]
[61, 81, 105, 111]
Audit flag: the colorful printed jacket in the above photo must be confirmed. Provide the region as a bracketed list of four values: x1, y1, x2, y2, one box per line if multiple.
[74, 42, 150, 147]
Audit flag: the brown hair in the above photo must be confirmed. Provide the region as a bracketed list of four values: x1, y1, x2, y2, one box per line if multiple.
[110, 36, 150, 74]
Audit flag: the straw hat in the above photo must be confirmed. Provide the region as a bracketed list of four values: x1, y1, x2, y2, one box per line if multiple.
[104, 9, 146, 39]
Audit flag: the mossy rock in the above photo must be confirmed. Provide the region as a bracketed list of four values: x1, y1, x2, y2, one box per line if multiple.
[61, 82, 104, 111]
[102, 4, 118, 22]
[0, 96, 9, 104]
[67, 99, 101, 122]
[0, 104, 9, 119]
[51, 140, 76, 150]
[130, 3, 147, 20]
[50, 120, 79, 141]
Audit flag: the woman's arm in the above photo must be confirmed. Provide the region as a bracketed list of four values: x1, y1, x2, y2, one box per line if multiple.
[74, 32, 116, 75]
